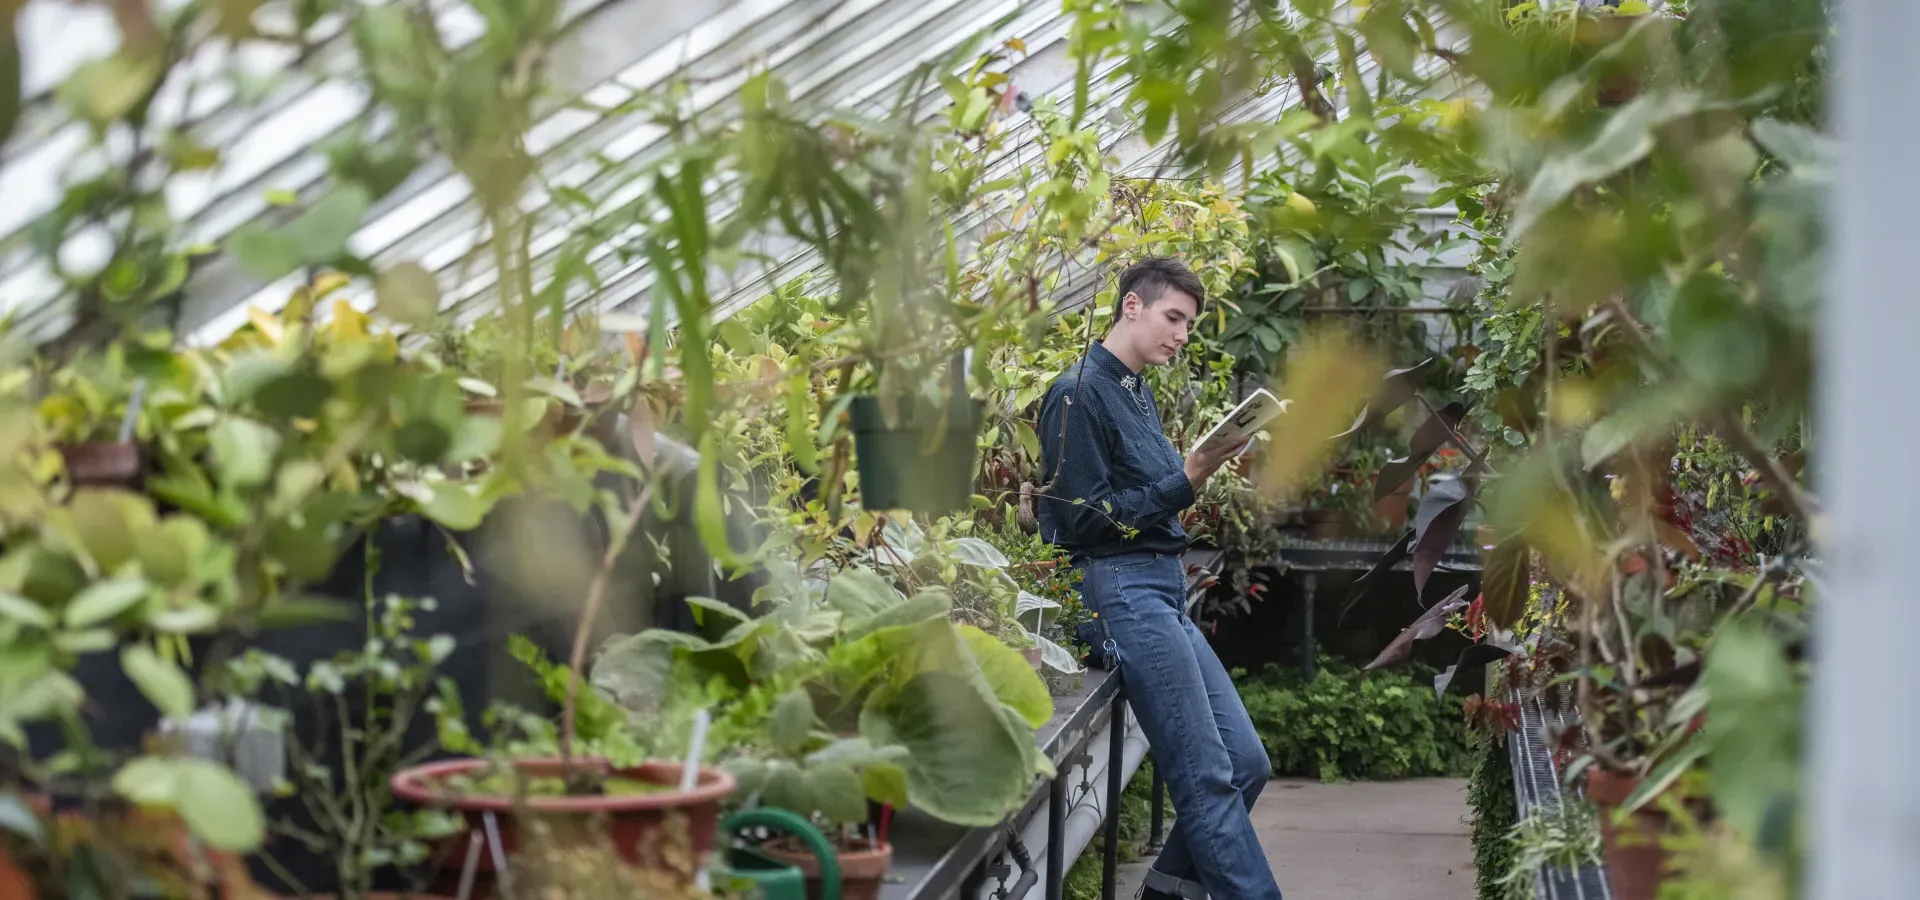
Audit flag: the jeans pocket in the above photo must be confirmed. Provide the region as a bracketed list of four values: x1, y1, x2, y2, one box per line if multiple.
[1104, 555, 1156, 574]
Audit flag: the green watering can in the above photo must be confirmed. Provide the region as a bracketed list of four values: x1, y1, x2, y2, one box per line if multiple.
[721, 808, 843, 900]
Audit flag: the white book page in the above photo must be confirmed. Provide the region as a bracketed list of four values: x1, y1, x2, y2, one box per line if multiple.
[1195, 388, 1290, 456]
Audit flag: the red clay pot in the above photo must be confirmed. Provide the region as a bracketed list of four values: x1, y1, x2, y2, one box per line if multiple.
[0, 847, 33, 900]
[762, 836, 892, 900]
[57, 441, 143, 488]
[390, 757, 735, 890]
[1303, 509, 1345, 541]
[1019, 646, 1044, 671]
[1585, 768, 1678, 900]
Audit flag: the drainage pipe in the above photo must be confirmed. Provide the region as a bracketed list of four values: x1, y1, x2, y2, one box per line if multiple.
[973, 703, 1152, 900]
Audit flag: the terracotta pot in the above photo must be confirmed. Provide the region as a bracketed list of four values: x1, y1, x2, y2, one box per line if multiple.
[762, 836, 892, 900]
[390, 757, 735, 890]
[0, 846, 34, 900]
[1585, 768, 1684, 900]
[1019, 646, 1044, 671]
[57, 441, 143, 488]
[1303, 509, 1344, 541]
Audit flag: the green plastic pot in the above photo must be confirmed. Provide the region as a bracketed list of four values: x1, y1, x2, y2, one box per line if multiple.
[722, 808, 841, 900]
[849, 395, 984, 514]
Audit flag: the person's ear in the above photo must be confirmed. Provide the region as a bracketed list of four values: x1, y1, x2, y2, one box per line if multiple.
[1121, 292, 1142, 322]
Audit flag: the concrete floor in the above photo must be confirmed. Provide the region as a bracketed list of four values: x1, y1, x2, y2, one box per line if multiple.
[1116, 778, 1475, 900]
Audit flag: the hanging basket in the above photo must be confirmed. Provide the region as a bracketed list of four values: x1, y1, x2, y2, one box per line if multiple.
[849, 395, 984, 515]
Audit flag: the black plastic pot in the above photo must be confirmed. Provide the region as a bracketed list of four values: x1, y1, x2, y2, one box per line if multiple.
[849, 395, 984, 514]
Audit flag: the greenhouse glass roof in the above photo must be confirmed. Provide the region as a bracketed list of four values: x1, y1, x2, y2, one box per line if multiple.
[0, 0, 1459, 348]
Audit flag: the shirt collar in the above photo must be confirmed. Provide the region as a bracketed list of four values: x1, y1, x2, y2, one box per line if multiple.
[1089, 341, 1140, 383]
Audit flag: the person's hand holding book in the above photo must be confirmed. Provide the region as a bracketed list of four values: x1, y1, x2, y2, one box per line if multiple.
[1184, 439, 1243, 488]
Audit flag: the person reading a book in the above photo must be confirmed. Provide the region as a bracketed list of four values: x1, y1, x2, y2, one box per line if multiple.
[1038, 256, 1282, 900]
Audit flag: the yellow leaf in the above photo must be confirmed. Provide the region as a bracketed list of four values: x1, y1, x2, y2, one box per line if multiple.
[247, 307, 285, 346]
[1286, 192, 1317, 216]
[329, 299, 369, 343]
[1550, 378, 1601, 426]
[1258, 329, 1383, 500]
[1006, 36, 1027, 54]
[312, 271, 352, 297]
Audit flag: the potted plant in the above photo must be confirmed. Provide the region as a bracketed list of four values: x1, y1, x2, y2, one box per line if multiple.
[849, 358, 985, 515]
[214, 592, 468, 900]
[725, 701, 905, 900]
[389, 474, 739, 888]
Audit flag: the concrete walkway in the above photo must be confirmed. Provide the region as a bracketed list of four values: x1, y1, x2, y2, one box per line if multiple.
[1117, 778, 1475, 900]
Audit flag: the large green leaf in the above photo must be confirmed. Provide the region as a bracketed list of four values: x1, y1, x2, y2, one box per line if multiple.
[958, 625, 1052, 728]
[208, 418, 281, 489]
[1509, 91, 1705, 238]
[175, 760, 265, 851]
[769, 688, 816, 756]
[859, 670, 1032, 827]
[69, 489, 157, 574]
[824, 566, 903, 621]
[803, 763, 869, 824]
[844, 588, 950, 641]
[121, 645, 195, 719]
[946, 538, 1009, 569]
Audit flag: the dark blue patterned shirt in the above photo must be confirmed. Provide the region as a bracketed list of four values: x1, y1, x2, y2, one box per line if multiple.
[1037, 341, 1195, 560]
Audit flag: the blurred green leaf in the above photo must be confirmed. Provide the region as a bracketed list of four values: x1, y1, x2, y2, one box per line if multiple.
[421, 482, 487, 531]
[1705, 617, 1800, 841]
[58, 53, 162, 124]
[175, 759, 266, 851]
[1667, 273, 1769, 392]
[376, 262, 442, 328]
[1510, 91, 1705, 238]
[0, 792, 44, 844]
[121, 645, 195, 719]
[0, 17, 20, 151]
[209, 418, 281, 489]
[63, 578, 149, 629]
[0, 592, 51, 629]
[769, 688, 816, 756]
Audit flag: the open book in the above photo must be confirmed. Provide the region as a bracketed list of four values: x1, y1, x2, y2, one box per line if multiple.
[1195, 388, 1290, 456]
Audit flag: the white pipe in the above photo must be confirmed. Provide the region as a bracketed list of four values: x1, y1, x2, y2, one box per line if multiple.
[971, 703, 1153, 900]
[1813, 0, 1920, 895]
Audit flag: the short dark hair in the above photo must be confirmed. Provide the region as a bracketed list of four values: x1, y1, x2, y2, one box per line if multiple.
[1113, 256, 1205, 320]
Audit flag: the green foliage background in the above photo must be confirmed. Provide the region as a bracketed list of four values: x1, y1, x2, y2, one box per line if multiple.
[1236, 656, 1472, 784]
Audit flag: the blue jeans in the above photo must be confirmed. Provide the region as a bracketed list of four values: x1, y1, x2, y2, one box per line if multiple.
[1080, 551, 1279, 900]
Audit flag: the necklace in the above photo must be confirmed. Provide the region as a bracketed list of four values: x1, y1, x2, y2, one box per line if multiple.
[1119, 374, 1154, 417]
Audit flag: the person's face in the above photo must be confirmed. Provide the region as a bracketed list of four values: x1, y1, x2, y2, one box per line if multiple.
[1122, 289, 1199, 366]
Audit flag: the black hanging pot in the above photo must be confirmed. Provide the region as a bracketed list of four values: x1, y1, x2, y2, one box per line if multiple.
[849, 393, 984, 515]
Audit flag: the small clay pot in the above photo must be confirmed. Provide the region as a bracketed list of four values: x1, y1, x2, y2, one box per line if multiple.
[1585, 768, 1705, 900]
[1303, 509, 1344, 541]
[1019, 646, 1044, 672]
[763, 836, 892, 900]
[58, 442, 143, 488]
